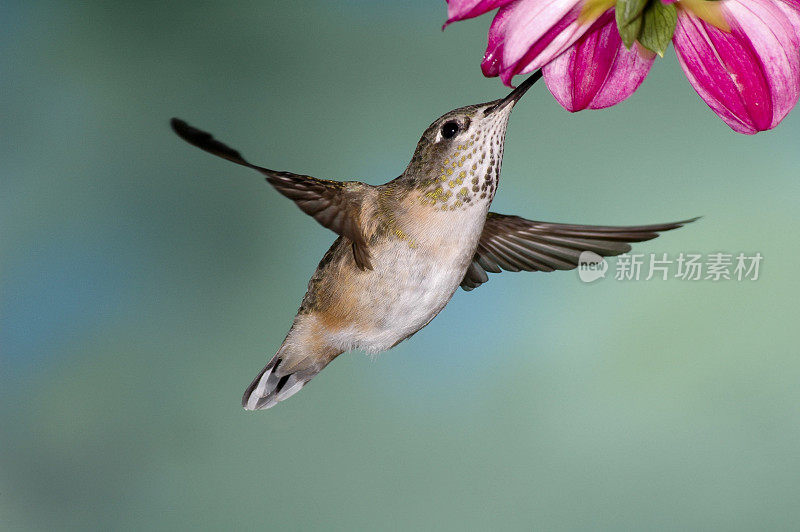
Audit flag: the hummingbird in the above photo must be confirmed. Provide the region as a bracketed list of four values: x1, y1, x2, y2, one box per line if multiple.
[171, 70, 695, 411]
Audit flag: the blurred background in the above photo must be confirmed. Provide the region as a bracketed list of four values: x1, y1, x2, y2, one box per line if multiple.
[2, 1, 799, 529]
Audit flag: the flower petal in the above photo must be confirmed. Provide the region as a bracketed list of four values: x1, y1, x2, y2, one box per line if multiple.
[673, 0, 800, 134]
[445, 0, 518, 25]
[481, 0, 597, 86]
[482, 5, 515, 76]
[775, 0, 800, 39]
[542, 11, 656, 111]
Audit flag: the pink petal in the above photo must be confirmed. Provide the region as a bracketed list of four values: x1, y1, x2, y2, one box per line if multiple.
[445, 0, 518, 26]
[673, 0, 800, 134]
[542, 11, 656, 111]
[775, 0, 800, 39]
[480, 0, 593, 86]
[777, 0, 800, 13]
[482, 5, 515, 76]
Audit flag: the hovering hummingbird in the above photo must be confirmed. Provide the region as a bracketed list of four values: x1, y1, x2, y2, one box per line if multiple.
[171, 70, 695, 411]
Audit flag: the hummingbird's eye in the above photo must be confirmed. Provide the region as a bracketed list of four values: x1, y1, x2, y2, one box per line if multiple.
[441, 121, 460, 139]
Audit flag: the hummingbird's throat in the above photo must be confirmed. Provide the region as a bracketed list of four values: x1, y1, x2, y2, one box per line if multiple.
[418, 116, 508, 212]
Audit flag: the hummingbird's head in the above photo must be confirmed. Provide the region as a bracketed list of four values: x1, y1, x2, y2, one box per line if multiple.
[404, 71, 542, 204]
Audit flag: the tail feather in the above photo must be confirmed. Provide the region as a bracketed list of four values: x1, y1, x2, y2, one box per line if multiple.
[242, 348, 340, 411]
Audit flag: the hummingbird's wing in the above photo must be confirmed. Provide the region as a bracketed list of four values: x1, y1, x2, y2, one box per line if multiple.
[461, 213, 698, 291]
[170, 118, 372, 270]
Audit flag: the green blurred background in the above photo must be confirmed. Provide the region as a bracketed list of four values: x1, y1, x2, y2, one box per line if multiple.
[3, 1, 799, 530]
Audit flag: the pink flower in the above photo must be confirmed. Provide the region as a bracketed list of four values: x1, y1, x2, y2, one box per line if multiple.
[542, 10, 656, 111]
[673, 1, 800, 133]
[444, 0, 518, 27]
[445, 0, 800, 133]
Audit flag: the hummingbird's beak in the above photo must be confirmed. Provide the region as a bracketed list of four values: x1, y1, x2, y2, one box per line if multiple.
[484, 70, 543, 115]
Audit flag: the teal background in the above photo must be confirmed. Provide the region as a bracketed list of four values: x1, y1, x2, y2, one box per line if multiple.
[3, 1, 800, 530]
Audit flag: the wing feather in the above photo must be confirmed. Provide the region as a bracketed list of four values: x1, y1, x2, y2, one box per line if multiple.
[461, 213, 698, 290]
[171, 118, 372, 269]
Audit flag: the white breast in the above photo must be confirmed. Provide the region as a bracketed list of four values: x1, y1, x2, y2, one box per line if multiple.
[330, 204, 489, 354]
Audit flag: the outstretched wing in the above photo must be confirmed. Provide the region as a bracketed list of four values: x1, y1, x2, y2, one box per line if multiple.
[461, 213, 698, 291]
[170, 118, 372, 270]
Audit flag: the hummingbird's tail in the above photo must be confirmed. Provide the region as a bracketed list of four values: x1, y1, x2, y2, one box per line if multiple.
[242, 343, 342, 411]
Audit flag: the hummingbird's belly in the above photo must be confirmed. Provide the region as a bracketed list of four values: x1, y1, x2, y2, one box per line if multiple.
[321, 209, 487, 355]
[360, 247, 468, 351]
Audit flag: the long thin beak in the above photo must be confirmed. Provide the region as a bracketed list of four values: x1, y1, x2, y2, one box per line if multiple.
[485, 69, 543, 115]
